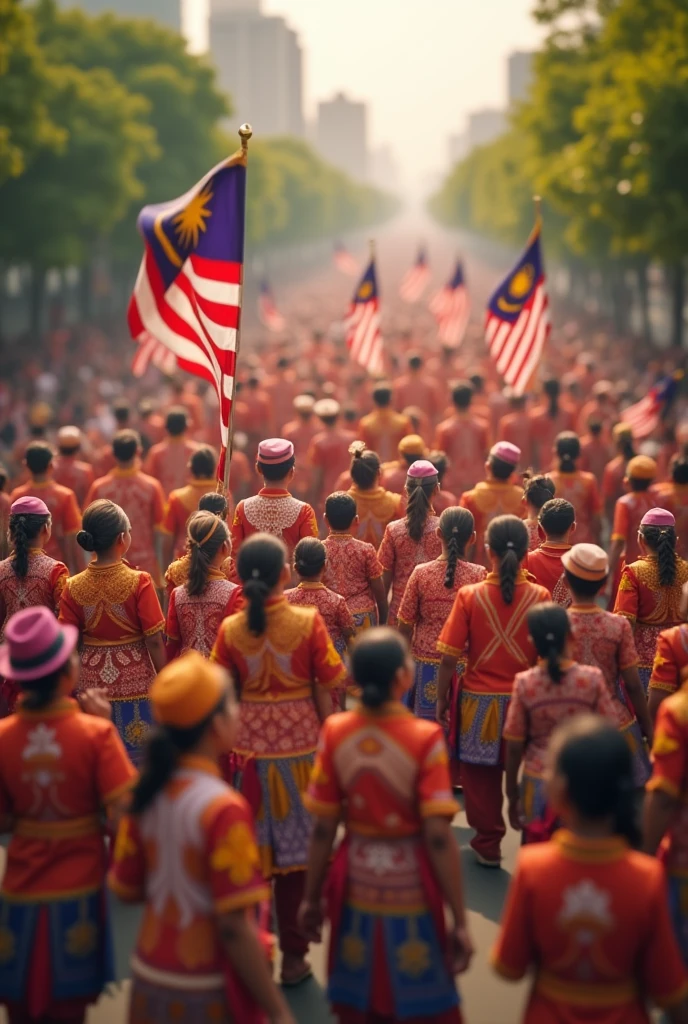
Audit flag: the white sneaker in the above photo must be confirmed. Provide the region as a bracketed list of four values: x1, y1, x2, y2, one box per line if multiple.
[473, 849, 501, 868]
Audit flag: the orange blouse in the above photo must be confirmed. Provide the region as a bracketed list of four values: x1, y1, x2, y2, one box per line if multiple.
[649, 624, 688, 697]
[58, 562, 165, 646]
[459, 481, 525, 566]
[161, 477, 218, 556]
[548, 470, 602, 545]
[347, 484, 402, 548]
[614, 556, 688, 626]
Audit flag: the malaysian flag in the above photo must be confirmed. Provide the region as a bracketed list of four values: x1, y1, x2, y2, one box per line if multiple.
[128, 130, 249, 483]
[346, 257, 383, 374]
[257, 279, 286, 332]
[399, 246, 430, 303]
[430, 261, 470, 347]
[485, 220, 550, 395]
[622, 372, 683, 439]
[333, 241, 360, 276]
[130, 333, 178, 378]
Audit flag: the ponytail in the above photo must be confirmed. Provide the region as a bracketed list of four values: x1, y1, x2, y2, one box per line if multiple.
[544, 379, 560, 419]
[555, 432, 580, 474]
[527, 603, 569, 685]
[349, 441, 380, 490]
[351, 628, 407, 710]
[641, 524, 677, 587]
[439, 507, 474, 589]
[236, 533, 286, 637]
[185, 511, 229, 597]
[405, 475, 438, 543]
[486, 515, 528, 605]
[9, 512, 50, 579]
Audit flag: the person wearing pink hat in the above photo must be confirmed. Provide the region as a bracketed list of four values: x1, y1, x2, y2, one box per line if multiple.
[0, 606, 136, 1022]
[0, 497, 69, 712]
[378, 460, 442, 627]
[458, 440, 526, 567]
[230, 438, 318, 558]
[614, 508, 688, 694]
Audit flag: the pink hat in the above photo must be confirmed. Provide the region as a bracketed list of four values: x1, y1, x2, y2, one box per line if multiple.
[10, 496, 50, 517]
[0, 607, 78, 682]
[490, 441, 521, 467]
[641, 507, 675, 527]
[407, 459, 438, 479]
[257, 438, 295, 466]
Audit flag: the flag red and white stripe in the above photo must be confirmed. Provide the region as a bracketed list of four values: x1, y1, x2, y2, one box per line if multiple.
[399, 248, 429, 303]
[430, 262, 470, 347]
[131, 332, 178, 377]
[346, 259, 383, 375]
[333, 243, 360, 276]
[258, 282, 286, 332]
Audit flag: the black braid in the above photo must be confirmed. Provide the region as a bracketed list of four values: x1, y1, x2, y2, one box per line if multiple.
[9, 513, 50, 579]
[641, 524, 677, 587]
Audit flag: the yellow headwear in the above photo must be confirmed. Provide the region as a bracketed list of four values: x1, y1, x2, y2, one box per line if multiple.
[150, 652, 227, 729]
[626, 455, 657, 481]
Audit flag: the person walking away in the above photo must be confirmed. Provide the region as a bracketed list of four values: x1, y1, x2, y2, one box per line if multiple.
[436, 516, 549, 866]
[563, 543, 653, 786]
[359, 383, 412, 464]
[143, 407, 199, 499]
[435, 382, 490, 496]
[378, 460, 442, 627]
[603, 423, 635, 525]
[460, 442, 525, 566]
[309, 399, 356, 514]
[161, 445, 219, 563]
[528, 379, 573, 473]
[52, 426, 94, 508]
[498, 391, 533, 468]
[504, 604, 617, 837]
[493, 716, 688, 1023]
[393, 353, 443, 429]
[109, 653, 296, 1024]
[322, 493, 388, 632]
[0, 606, 136, 1024]
[398, 507, 485, 724]
[299, 629, 472, 1024]
[614, 508, 688, 694]
[525, 498, 576, 606]
[608, 454, 659, 605]
[346, 442, 402, 547]
[59, 499, 166, 765]
[165, 492, 237, 595]
[579, 418, 610, 487]
[647, 582, 688, 722]
[211, 534, 347, 986]
[281, 395, 319, 501]
[548, 432, 602, 544]
[521, 474, 556, 551]
[380, 434, 427, 495]
[10, 441, 81, 574]
[653, 455, 688, 560]
[165, 511, 241, 660]
[428, 450, 458, 514]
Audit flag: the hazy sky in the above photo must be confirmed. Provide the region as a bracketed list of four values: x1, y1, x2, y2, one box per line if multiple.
[185, 0, 543, 191]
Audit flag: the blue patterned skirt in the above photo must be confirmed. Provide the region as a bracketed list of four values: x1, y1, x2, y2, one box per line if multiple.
[254, 753, 314, 876]
[353, 608, 378, 634]
[454, 690, 511, 766]
[111, 697, 153, 767]
[621, 718, 652, 788]
[521, 772, 548, 828]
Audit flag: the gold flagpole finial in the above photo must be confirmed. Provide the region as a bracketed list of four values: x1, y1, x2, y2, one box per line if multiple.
[239, 123, 253, 155]
[369, 238, 376, 260]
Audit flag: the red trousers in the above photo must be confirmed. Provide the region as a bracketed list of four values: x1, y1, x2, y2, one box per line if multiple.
[274, 869, 308, 957]
[460, 761, 505, 861]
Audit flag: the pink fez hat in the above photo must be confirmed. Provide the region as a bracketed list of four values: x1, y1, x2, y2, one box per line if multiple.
[407, 459, 438, 479]
[641, 507, 676, 527]
[0, 606, 78, 682]
[10, 496, 50, 517]
[257, 438, 295, 466]
[490, 441, 521, 466]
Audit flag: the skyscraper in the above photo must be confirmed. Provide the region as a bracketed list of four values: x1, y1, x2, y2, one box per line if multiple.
[508, 51, 535, 106]
[57, 0, 181, 31]
[316, 93, 368, 182]
[209, 0, 304, 138]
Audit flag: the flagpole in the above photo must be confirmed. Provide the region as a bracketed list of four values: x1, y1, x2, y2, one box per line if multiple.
[221, 123, 252, 497]
[533, 194, 542, 222]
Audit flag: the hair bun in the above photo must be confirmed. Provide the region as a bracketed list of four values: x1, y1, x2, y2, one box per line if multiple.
[348, 440, 366, 459]
[361, 681, 385, 709]
[76, 529, 95, 552]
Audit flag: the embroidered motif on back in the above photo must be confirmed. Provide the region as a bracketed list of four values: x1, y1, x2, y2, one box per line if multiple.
[243, 494, 304, 535]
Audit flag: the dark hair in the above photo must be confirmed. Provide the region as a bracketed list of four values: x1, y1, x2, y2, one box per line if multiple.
[486, 515, 528, 605]
[539, 498, 575, 538]
[409, 354, 422, 371]
[564, 568, 607, 598]
[0, 462, 7, 490]
[440, 507, 474, 588]
[112, 429, 140, 464]
[351, 628, 408, 710]
[372, 385, 392, 408]
[166, 407, 188, 436]
[25, 441, 53, 476]
[186, 511, 230, 597]
[131, 696, 226, 815]
[349, 441, 380, 490]
[523, 473, 555, 510]
[9, 512, 51, 578]
[452, 382, 472, 410]
[21, 664, 70, 712]
[428, 450, 448, 484]
[325, 491, 357, 531]
[671, 456, 688, 485]
[405, 473, 438, 543]
[257, 456, 295, 482]
[553, 716, 639, 847]
[555, 432, 580, 473]
[543, 378, 560, 418]
[77, 499, 128, 553]
[616, 431, 635, 461]
[198, 492, 228, 518]
[113, 399, 131, 425]
[588, 420, 603, 438]
[640, 524, 677, 587]
[629, 477, 652, 492]
[190, 446, 217, 480]
[293, 537, 326, 578]
[528, 603, 570, 684]
[236, 533, 286, 635]
[489, 454, 515, 481]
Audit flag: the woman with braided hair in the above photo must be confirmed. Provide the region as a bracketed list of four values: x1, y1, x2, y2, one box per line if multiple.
[614, 508, 688, 693]
[398, 507, 485, 724]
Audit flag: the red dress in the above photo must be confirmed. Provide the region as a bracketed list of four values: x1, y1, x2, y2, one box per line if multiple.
[323, 533, 384, 629]
[166, 572, 242, 659]
[378, 517, 441, 627]
[231, 488, 318, 557]
[525, 542, 572, 606]
[8, 479, 81, 565]
[85, 468, 166, 583]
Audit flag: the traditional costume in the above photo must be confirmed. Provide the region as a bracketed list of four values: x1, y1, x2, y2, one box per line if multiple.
[161, 474, 219, 558]
[547, 469, 601, 544]
[143, 435, 200, 499]
[649, 624, 688, 701]
[525, 542, 572, 607]
[459, 443, 525, 567]
[347, 483, 402, 548]
[323, 533, 384, 632]
[85, 467, 166, 584]
[166, 574, 242, 660]
[8, 478, 81, 566]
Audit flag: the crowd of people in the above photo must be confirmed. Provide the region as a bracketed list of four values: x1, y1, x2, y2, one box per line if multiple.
[2, 284, 688, 1024]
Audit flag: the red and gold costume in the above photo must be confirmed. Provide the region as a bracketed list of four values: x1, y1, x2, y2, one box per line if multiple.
[166, 575, 242, 659]
[285, 582, 354, 660]
[161, 476, 218, 558]
[0, 698, 135, 1017]
[231, 488, 318, 557]
[165, 551, 237, 596]
[611, 491, 658, 567]
[378, 517, 441, 627]
[492, 831, 688, 1022]
[434, 414, 489, 496]
[525, 542, 572, 606]
[85, 467, 166, 583]
[438, 573, 548, 861]
[347, 484, 402, 548]
[359, 408, 412, 464]
[0, 550, 68, 638]
[649, 623, 688, 700]
[548, 470, 602, 544]
[459, 481, 525, 566]
[59, 562, 165, 763]
[614, 555, 688, 693]
[653, 481, 688, 560]
[323, 534, 384, 631]
[527, 407, 573, 472]
[304, 706, 462, 1024]
[109, 756, 270, 1024]
[8, 479, 81, 565]
[143, 437, 200, 499]
[52, 454, 94, 509]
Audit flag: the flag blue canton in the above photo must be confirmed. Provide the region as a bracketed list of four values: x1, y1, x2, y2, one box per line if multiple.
[487, 228, 544, 325]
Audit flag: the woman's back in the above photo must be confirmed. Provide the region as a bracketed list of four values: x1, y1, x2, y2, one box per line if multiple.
[167, 577, 241, 658]
[0, 551, 68, 636]
[378, 516, 441, 624]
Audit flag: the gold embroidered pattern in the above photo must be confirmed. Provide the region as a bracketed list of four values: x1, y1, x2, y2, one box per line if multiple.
[630, 556, 688, 624]
[210, 822, 259, 886]
[223, 602, 316, 657]
[68, 562, 141, 607]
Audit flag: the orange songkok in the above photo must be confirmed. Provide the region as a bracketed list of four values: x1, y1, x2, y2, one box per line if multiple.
[150, 652, 227, 728]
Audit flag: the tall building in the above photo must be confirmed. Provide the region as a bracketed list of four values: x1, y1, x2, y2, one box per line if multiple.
[209, 0, 304, 138]
[467, 109, 507, 149]
[58, 0, 181, 30]
[316, 93, 368, 181]
[508, 51, 535, 106]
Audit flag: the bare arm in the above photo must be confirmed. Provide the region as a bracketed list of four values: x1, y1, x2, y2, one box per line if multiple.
[643, 788, 680, 855]
[397, 621, 413, 643]
[313, 683, 333, 722]
[422, 816, 473, 973]
[218, 910, 295, 1024]
[505, 740, 525, 832]
[621, 665, 654, 744]
[436, 653, 456, 725]
[382, 569, 393, 595]
[145, 632, 167, 674]
[649, 687, 670, 726]
[299, 815, 339, 942]
[371, 576, 389, 625]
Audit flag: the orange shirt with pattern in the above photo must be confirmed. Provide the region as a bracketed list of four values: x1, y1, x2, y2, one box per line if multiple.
[347, 484, 402, 548]
[649, 624, 688, 698]
[648, 684, 688, 876]
[459, 480, 525, 565]
[165, 552, 237, 596]
[0, 550, 68, 637]
[85, 468, 166, 583]
[548, 470, 602, 545]
[614, 556, 688, 628]
[161, 477, 217, 557]
[568, 606, 638, 730]
[231, 488, 318, 557]
[322, 534, 383, 616]
[398, 557, 486, 662]
[378, 516, 442, 626]
[9, 479, 81, 565]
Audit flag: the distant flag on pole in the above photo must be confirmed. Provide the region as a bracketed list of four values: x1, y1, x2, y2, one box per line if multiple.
[346, 256, 383, 374]
[429, 261, 470, 347]
[485, 216, 550, 395]
[130, 332, 178, 378]
[257, 279, 286, 333]
[333, 240, 360, 276]
[622, 372, 683, 439]
[399, 246, 430, 303]
[127, 129, 250, 484]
